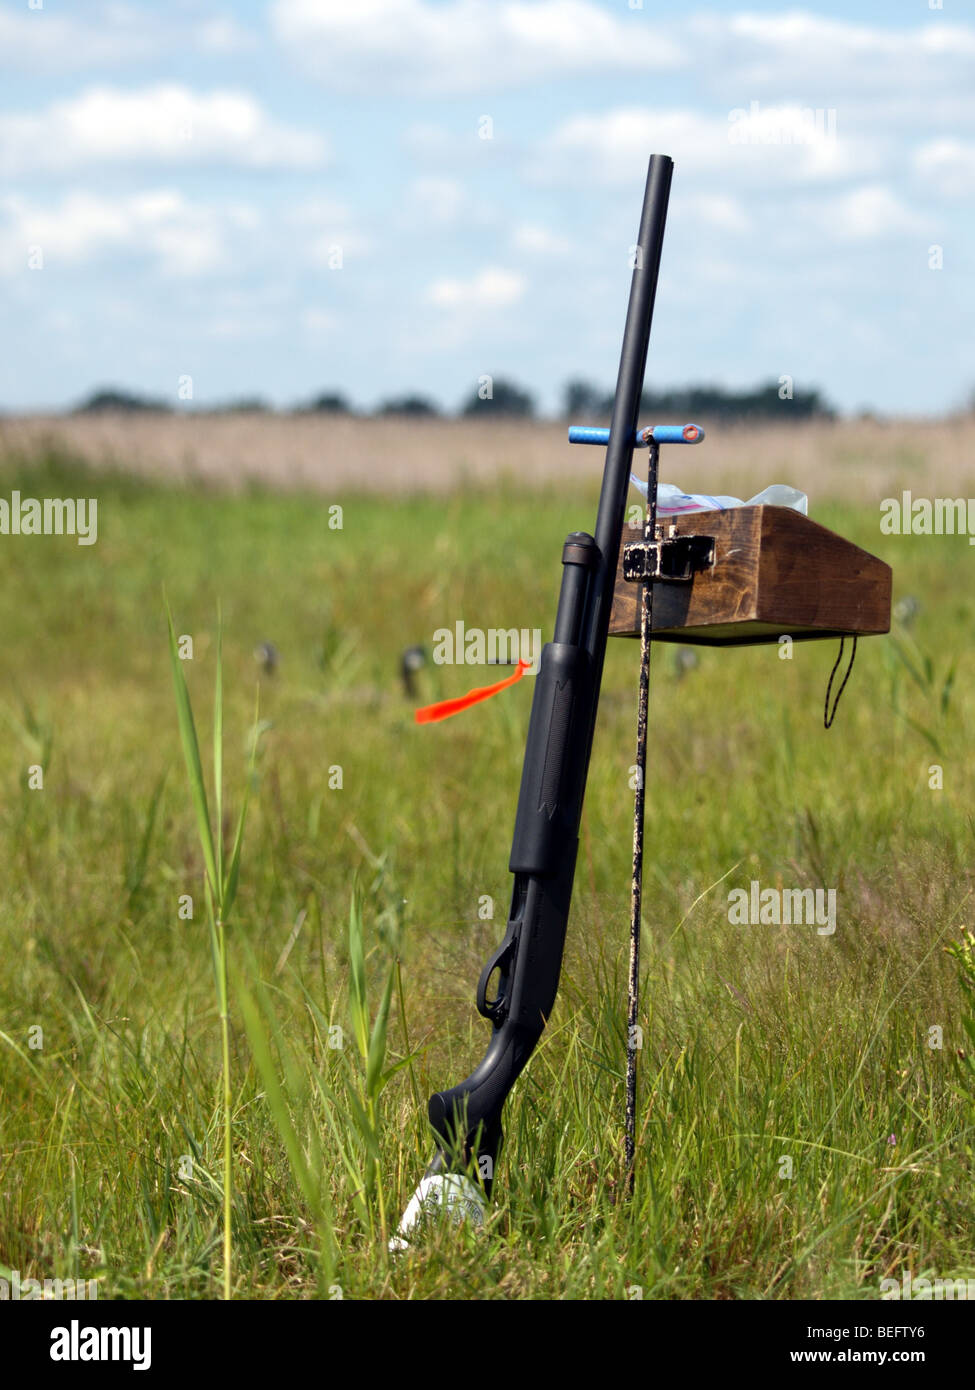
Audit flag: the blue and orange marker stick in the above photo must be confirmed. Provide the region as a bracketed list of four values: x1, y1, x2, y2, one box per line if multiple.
[568, 423, 705, 447]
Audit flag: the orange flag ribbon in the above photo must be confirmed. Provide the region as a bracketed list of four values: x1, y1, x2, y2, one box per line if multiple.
[415, 660, 531, 724]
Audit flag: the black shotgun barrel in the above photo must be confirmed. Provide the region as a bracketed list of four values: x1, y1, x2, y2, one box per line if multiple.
[584, 154, 673, 743]
[422, 154, 675, 1200]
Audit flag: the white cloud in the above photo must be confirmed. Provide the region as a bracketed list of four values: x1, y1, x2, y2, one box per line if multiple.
[727, 12, 975, 65]
[0, 86, 326, 175]
[532, 106, 871, 187]
[535, 109, 716, 185]
[815, 186, 929, 242]
[196, 17, 259, 53]
[288, 199, 374, 262]
[0, 5, 259, 72]
[302, 307, 339, 339]
[402, 123, 458, 161]
[726, 102, 843, 177]
[271, 3, 975, 107]
[0, 6, 156, 71]
[270, 0, 683, 94]
[202, 283, 293, 340]
[701, 12, 975, 96]
[395, 177, 504, 237]
[511, 224, 572, 255]
[914, 139, 975, 198]
[678, 194, 751, 235]
[399, 121, 511, 176]
[406, 178, 468, 226]
[426, 267, 526, 308]
[0, 190, 255, 277]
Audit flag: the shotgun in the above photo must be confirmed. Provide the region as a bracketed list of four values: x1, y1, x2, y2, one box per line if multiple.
[394, 154, 676, 1243]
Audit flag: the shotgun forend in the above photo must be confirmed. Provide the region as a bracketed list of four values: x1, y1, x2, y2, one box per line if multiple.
[393, 153, 675, 1247]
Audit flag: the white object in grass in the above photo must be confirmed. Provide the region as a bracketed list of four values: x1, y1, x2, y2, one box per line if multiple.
[389, 1174, 485, 1252]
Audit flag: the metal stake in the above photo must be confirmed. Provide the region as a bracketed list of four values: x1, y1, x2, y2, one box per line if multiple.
[625, 438, 659, 1191]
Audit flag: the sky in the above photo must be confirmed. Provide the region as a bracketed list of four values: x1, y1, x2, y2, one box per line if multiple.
[0, 0, 972, 417]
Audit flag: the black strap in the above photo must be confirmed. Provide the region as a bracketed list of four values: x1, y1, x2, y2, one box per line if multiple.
[824, 635, 857, 729]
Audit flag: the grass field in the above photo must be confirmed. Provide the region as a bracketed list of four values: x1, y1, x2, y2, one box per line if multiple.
[0, 429, 973, 1300]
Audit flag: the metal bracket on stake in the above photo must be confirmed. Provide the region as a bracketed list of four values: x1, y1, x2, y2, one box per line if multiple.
[623, 532, 715, 584]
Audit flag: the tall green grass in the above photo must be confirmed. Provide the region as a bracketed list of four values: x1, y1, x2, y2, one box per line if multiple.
[166, 605, 261, 1297]
[0, 449, 972, 1298]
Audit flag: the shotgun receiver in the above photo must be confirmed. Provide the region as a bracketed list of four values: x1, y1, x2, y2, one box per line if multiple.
[394, 155, 676, 1243]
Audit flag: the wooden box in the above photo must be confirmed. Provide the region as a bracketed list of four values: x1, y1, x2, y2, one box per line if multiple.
[609, 505, 891, 646]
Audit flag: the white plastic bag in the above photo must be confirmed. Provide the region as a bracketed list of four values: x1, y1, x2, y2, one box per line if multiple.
[631, 477, 808, 516]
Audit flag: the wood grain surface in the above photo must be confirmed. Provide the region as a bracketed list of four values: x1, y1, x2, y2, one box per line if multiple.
[609, 505, 892, 646]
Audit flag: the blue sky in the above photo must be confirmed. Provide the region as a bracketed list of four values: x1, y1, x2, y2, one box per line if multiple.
[1, 0, 972, 415]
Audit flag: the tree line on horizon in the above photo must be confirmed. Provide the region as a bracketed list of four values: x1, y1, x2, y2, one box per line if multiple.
[70, 377, 837, 422]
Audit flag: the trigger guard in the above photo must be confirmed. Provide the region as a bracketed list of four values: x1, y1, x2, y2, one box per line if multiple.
[476, 936, 517, 1023]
